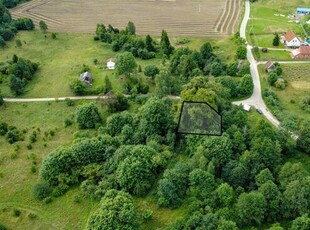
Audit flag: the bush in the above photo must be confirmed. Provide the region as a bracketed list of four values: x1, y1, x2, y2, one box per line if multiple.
[6, 127, 22, 144]
[33, 183, 52, 200]
[52, 184, 69, 197]
[142, 209, 153, 221]
[0, 122, 8, 136]
[65, 98, 75, 106]
[70, 80, 86, 95]
[0, 224, 7, 230]
[64, 118, 73, 127]
[13, 209, 21, 217]
[28, 212, 37, 219]
[43, 197, 53, 204]
[144, 65, 159, 79]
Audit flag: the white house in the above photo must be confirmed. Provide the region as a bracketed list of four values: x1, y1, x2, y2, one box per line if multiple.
[282, 31, 303, 48]
[107, 58, 115, 70]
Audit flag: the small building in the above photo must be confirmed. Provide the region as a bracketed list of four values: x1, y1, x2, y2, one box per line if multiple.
[243, 104, 251, 112]
[79, 71, 92, 84]
[296, 8, 310, 15]
[265, 60, 276, 72]
[237, 60, 244, 70]
[291, 46, 310, 59]
[107, 58, 115, 70]
[282, 31, 303, 48]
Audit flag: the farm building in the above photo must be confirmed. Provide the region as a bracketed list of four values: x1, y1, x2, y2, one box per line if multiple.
[296, 8, 310, 14]
[80, 72, 92, 85]
[291, 46, 310, 59]
[107, 58, 115, 70]
[281, 31, 303, 48]
[266, 60, 276, 72]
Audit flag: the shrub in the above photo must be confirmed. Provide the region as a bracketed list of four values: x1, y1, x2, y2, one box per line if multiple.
[43, 197, 53, 204]
[64, 118, 73, 127]
[6, 128, 22, 144]
[0, 122, 8, 136]
[65, 98, 75, 106]
[31, 164, 37, 173]
[0, 224, 6, 230]
[142, 209, 153, 221]
[52, 184, 69, 197]
[28, 212, 37, 219]
[33, 183, 52, 200]
[13, 209, 21, 217]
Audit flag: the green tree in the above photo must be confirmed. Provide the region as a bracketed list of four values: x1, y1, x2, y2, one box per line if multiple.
[75, 103, 101, 129]
[9, 75, 24, 95]
[70, 80, 86, 95]
[87, 189, 139, 230]
[236, 46, 247, 59]
[137, 97, 174, 142]
[258, 181, 282, 221]
[39, 20, 48, 33]
[116, 145, 158, 195]
[115, 52, 137, 77]
[237, 74, 253, 97]
[268, 72, 278, 86]
[157, 162, 190, 208]
[297, 121, 310, 154]
[0, 90, 4, 106]
[0, 36, 5, 47]
[227, 62, 238, 76]
[155, 65, 179, 97]
[210, 62, 224, 77]
[218, 219, 238, 230]
[189, 169, 216, 199]
[105, 111, 133, 136]
[255, 168, 275, 187]
[200, 42, 214, 60]
[144, 65, 159, 79]
[283, 177, 310, 218]
[273, 33, 280, 46]
[291, 215, 310, 230]
[103, 75, 112, 93]
[216, 183, 234, 207]
[160, 30, 174, 57]
[145, 34, 156, 52]
[236, 192, 266, 226]
[126, 21, 136, 35]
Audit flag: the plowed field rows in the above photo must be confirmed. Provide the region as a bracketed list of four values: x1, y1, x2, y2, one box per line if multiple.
[10, 0, 241, 37]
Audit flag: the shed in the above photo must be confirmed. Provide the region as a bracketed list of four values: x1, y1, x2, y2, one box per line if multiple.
[266, 60, 276, 72]
[107, 58, 115, 70]
[79, 71, 92, 84]
[243, 104, 251, 112]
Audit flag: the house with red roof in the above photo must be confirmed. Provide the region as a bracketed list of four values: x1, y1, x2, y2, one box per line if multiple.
[291, 46, 310, 59]
[282, 31, 303, 48]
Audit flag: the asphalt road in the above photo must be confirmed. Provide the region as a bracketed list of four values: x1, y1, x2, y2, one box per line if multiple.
[233, 0, 280, 128]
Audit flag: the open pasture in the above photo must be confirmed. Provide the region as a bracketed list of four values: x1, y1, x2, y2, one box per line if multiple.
[10, 0, 242, 37]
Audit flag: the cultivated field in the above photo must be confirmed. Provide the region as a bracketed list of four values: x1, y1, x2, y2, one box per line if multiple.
[10, 0, 242, 37]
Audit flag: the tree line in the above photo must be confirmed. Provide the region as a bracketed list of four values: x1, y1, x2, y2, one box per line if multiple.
[0, 2, 34, 47]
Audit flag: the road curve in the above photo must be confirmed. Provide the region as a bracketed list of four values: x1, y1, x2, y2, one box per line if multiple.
[233, 0, 280, 128]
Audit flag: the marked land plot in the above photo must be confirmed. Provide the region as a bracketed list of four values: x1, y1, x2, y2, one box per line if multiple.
[10, 0, 242, 37]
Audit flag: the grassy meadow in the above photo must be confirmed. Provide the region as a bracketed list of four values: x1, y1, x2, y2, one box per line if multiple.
[0, 101, 101, 229]
[247, 0, 309, 48]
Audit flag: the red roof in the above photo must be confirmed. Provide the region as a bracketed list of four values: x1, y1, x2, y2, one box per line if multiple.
[299, 46, 310, 55]
[283, 30, 302, 42]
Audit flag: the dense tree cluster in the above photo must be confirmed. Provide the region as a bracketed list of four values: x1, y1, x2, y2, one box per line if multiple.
[95, 22, 158, 60]
[0, 2, 34, 47]
[0, 55, 38, 95]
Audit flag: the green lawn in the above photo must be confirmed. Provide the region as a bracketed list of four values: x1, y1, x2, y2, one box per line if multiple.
[247, 0, 308, 47]
[0, 31, 163, 98]
[258, 49, 292, 61]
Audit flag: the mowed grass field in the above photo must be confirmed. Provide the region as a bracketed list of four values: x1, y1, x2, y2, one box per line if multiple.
[259, 63, 310, 122]
[10, 0, 242, 37]
[247, 0, 310, 47]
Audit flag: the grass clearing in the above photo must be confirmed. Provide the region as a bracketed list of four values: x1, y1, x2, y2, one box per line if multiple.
[259, 63, 310, 123]
[0, 101, 113, 229]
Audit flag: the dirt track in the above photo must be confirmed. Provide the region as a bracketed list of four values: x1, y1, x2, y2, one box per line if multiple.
[10, 0, 241, 37]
